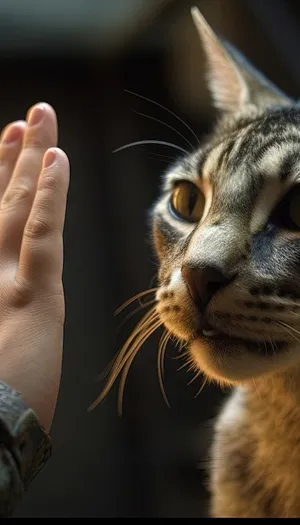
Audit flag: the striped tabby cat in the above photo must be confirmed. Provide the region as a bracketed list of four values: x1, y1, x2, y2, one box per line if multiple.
[96, 6, 300, 518]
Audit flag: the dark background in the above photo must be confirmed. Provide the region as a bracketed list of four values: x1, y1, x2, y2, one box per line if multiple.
[0, 0, 298, 517]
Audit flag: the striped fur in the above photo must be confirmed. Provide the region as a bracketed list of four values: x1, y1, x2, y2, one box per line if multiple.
[151, 7, 300, 518]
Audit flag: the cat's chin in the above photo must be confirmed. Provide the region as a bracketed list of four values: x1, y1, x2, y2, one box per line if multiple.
[189, 334, 288, 384]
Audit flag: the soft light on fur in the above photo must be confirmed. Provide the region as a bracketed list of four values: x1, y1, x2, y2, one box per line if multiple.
[97, 6, 300, 518]
[152, 6, 300, 518]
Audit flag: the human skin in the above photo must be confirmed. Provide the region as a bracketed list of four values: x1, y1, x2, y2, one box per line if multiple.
[0, 103, 69, 432]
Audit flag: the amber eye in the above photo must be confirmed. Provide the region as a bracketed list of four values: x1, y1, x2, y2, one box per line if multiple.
[287, 186, 300, 229]
[170, 181, 205, 223]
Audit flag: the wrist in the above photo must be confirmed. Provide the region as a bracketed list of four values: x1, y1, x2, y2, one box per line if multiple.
[0, 380, 52, 515]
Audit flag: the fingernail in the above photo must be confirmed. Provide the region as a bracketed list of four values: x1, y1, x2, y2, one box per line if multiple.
[2, 124, 22, 144]
[28, 104, 45, 127]
[44, 148, 56, 168]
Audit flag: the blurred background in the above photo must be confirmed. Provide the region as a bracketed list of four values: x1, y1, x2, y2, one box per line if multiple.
[1, 0, 298, 517]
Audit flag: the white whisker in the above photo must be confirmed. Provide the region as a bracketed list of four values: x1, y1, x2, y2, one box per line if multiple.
[113, 140, 189, 155]
[277, 320, 300, 337]
[133, 110, 194, 150]
[149, 152, 178, 161]
[276, 320, 300, 345]
[125, 89, 200, 145]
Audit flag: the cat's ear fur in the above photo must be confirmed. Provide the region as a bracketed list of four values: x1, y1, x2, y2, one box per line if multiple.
[191, 6, 291, 112]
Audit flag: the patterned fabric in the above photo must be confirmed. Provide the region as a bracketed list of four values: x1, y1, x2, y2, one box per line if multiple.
[0, 382, 52, 517]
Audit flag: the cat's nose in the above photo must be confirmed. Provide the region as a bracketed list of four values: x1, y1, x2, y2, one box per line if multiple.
[181, 263, 232, 308]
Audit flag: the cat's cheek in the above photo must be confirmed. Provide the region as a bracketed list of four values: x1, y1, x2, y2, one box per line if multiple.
[156, 303, 196, 341]
[152, 222, 168, 262]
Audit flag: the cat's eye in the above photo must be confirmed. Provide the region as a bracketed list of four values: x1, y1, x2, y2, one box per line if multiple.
[169, 181, 205, 223]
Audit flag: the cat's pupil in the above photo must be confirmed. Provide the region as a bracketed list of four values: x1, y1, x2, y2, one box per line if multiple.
[188, 187, 198, 215]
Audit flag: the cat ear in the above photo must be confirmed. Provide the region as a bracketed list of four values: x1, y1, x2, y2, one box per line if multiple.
[191, 6, 291, 112]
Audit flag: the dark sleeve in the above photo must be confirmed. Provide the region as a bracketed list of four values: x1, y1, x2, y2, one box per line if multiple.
[0, 381, 52, 517]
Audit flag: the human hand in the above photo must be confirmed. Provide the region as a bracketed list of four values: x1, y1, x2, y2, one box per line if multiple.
[0, 103, 69, 432]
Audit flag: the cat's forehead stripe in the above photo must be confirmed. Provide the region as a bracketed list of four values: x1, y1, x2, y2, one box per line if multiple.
[280, 152, 300, 182]
[202, 142, 226, 181]
[258, 143, 300, 178]
[163, 152, 206, 188]
[250, 178, 283, 233]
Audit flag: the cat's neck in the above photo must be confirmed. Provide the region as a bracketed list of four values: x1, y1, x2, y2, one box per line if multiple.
[243, 365, 300, 434]
[248, 365, 300, 402]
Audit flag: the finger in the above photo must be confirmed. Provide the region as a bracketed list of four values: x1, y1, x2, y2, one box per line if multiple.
[0, 121, 27, 199]
[17, 148, 70, 289]
[0, 104, 58, 260]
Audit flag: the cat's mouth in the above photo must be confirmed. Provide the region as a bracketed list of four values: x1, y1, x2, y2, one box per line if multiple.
[201, 321, 219, 338]
[198, 321, 287, 354]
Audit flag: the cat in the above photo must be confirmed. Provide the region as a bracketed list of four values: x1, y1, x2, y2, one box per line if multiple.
[93, 6, 300, 518]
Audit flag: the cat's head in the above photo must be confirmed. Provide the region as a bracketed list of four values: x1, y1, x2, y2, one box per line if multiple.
[152, 7, 300, 385]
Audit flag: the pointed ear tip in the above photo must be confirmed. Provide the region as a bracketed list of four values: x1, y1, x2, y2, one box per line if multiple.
[190, 6, 212, 34]
[190, 5, 200, 19]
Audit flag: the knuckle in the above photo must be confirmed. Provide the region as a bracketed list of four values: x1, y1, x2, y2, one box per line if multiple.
[25, 137, 46, 150]
[10, 278, 33, 307]
[25, 216, 52, 239]
[1, 183, 31, 210]
[25, 128, 54, 150]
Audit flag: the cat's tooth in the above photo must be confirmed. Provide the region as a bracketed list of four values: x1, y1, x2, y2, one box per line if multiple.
[202, 328, 218, 337]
